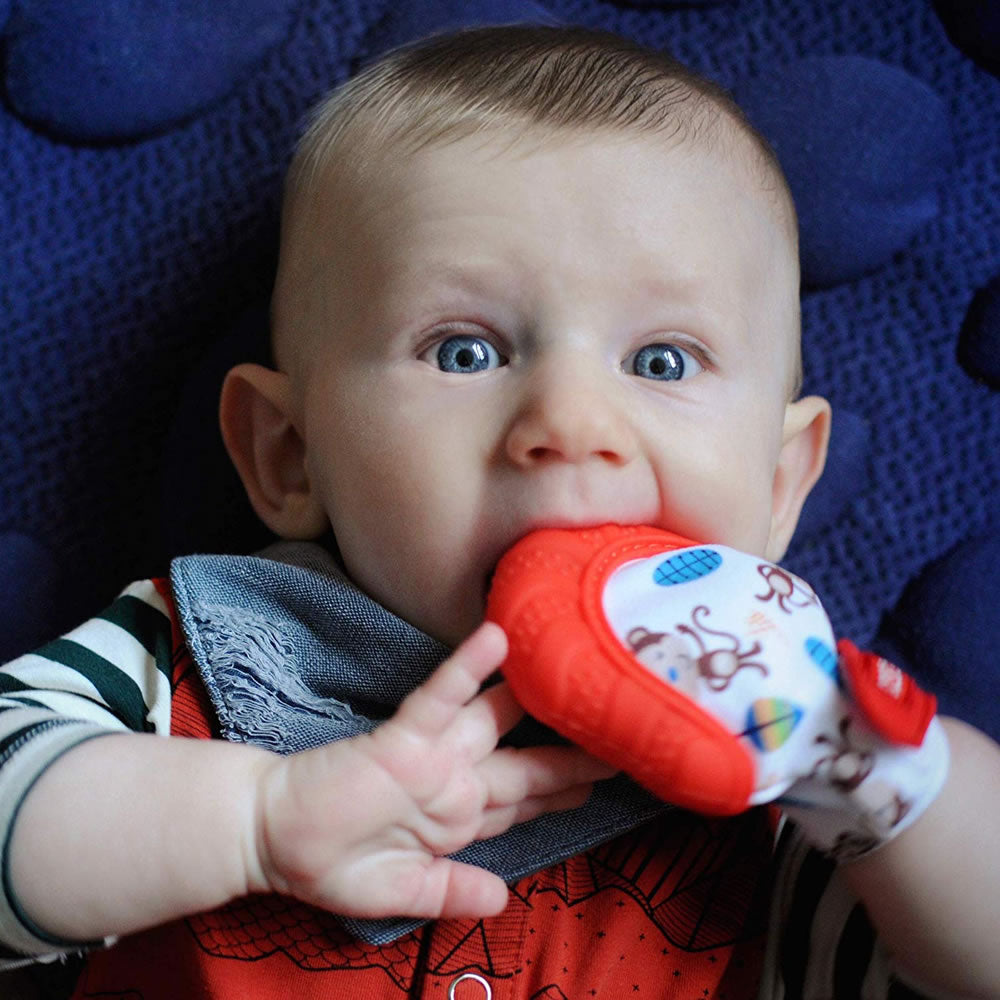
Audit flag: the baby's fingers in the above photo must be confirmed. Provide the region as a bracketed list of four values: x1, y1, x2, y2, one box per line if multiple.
[408, 857, 511, 920]
[480, 744, 617, 810]
[394, 623, 509, 738]
[472, 743, 619, 840]
[476, 782, 597, 840]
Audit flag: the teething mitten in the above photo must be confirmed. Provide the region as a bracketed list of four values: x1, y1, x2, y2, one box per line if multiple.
[486, 524, 948, 858]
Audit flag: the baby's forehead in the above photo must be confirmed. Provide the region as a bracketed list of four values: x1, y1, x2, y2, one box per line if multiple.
[295, 113, 796, 249]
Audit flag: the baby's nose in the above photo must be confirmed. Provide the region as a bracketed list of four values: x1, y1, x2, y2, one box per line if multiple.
[503, 361, 637, 467]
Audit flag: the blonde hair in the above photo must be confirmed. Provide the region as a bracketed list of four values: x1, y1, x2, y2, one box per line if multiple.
[286, 25, 792, 210]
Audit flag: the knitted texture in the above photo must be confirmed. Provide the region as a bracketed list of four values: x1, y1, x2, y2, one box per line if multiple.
[1, 0, 998, 733]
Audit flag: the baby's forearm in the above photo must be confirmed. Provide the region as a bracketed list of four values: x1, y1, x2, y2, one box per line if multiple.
[840, 716, 1000, 998]
[5, 623, 607, 952]
[7, 732, 272, 944]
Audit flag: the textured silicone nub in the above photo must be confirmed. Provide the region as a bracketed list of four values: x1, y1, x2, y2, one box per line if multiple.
[486, 524, 756, 815]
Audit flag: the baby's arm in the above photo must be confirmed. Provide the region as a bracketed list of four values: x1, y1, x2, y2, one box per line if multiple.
[487, 527, 1000, 999]
[838, 716, 1000, 998]
[6, 623, 610, 948]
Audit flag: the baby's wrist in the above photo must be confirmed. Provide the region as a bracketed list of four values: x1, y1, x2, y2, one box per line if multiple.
[243, 751, 292, 899]
[771, 639, 949, 861]
[778, 710, 950, 861]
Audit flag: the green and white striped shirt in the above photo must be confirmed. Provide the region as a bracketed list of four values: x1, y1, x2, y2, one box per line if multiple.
[0, 580, 173, 961]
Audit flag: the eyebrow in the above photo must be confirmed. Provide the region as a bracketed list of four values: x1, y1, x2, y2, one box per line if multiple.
[404, 257, 515, 291]
[384, 257, 524, 316]
[627, 272, 742, 332]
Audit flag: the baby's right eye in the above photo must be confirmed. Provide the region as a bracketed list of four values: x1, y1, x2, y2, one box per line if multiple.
[426, 335, 507, 374]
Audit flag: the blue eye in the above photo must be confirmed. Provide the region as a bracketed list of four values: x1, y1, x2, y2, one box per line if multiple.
[629, 343, 702, 381]
[433, 335, 505, 374]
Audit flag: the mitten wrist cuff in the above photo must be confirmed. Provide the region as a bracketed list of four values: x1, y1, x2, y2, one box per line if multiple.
[780, 713, 949, 861]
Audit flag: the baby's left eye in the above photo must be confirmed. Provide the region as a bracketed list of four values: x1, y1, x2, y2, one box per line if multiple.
[626, 343, 703, 381]
[426, 334, 506, 374]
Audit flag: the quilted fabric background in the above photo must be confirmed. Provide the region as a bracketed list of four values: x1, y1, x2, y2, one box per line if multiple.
[1, 0, 998, 733]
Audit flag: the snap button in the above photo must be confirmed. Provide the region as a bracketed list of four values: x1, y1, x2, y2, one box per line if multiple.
[447, 971, 493, 999]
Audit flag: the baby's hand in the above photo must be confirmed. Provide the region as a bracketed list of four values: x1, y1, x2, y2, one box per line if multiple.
[248, 623, 613, 920]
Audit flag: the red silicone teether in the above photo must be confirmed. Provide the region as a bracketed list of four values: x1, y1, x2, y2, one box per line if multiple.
[486, 524, 756, 815]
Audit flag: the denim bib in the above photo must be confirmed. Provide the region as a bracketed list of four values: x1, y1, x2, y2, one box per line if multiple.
[170, 541, 668, 944]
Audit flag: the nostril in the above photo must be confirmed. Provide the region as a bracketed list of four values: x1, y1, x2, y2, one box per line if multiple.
[524, 446, 625, 464]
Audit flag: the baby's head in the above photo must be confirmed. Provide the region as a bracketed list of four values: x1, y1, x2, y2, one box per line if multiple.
[221, 25, 831, 645]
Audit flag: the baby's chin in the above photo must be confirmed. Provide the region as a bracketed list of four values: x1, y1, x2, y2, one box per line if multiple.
[408, 587, 492, 649]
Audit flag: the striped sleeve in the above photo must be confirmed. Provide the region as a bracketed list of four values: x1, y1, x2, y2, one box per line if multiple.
[759, 819, 948, 1000]
[0, 581, 174, 963]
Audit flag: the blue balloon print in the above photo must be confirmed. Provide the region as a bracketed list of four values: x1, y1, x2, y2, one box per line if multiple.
[653, 548, 723, 586]
[806, 636, 839, 680]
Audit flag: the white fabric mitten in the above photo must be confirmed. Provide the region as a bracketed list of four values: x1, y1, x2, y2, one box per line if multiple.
[489, 525, 948, 859]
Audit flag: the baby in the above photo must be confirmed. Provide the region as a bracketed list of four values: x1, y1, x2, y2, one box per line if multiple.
[2, 25, 999, 1000]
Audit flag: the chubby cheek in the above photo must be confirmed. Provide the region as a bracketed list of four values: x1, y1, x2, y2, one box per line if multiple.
[649, 425, 779, 555]
[663, 480, 772, 552]
[315, 422, 487, 642]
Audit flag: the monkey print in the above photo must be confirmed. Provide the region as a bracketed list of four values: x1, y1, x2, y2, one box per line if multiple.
[626, 626, 699, 698]
[676, 604, 769, 691]
[755, 564, 820, 613]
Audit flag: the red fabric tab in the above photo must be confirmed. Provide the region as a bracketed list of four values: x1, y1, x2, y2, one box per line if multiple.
[836, 639, 937, 746]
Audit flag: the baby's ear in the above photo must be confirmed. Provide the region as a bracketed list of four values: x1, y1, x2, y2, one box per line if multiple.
[219, 363, 329, 539]
[766, 395, 832, 561]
